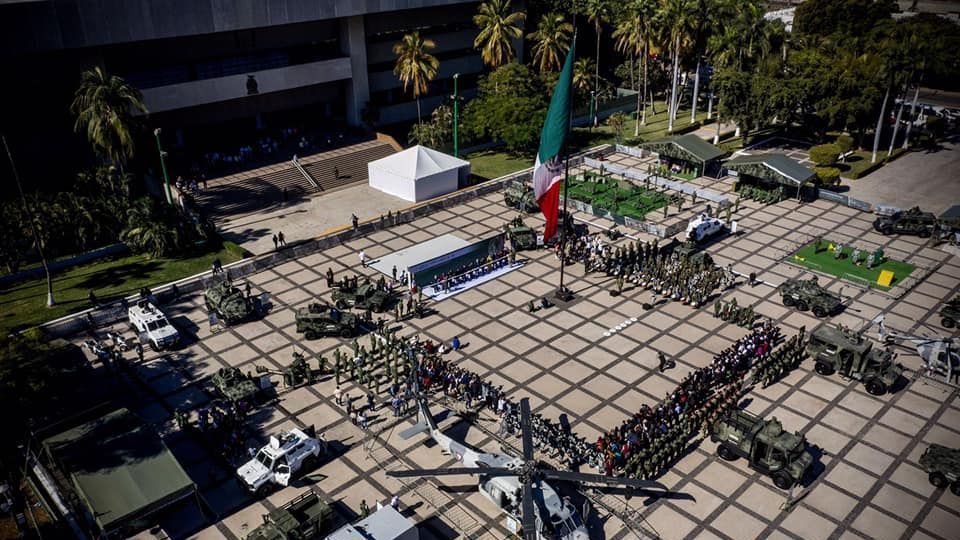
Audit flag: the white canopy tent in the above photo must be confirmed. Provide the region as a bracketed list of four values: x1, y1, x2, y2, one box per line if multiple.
[367, 145, 470, 202]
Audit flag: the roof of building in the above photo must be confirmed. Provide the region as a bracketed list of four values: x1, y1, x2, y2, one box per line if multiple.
[724, 153, 816, 186]
[641, 134, 726, 163]
[42, 408, 195, 535]
[326, 505, 417, 540]
[368, 145, 469, 180]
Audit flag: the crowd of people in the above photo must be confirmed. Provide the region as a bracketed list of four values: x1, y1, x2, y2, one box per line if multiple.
[174, 399, 253, 466]
[429, 249, 515, 293]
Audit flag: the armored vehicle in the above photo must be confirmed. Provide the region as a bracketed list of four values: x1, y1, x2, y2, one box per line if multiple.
[212, 367, 261, 403]
[238, 427, 322, 494]
[246, 490, 333, 540]
[779, 277, 842, 318]
[940, 297, 960, 329]
[332, 283, 391, 312]
[204, 279, 255, 324]
[504, 217, 538, 251]
[710, 409, 814, 490]
[806, 323, 903, 395]
[673, 239, 714, 267]
[503, 180, 538, 212]
[685, 213, 725, 243]
[128, 300, 179, 351]
[295, 303, 359, 339]
[873, 206, 937, 237]
[919, 444, 960, 495]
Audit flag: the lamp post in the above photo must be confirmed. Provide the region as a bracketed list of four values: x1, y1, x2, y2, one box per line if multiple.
[589, 90, 597, 130]
[154, 128, 173, 205]
[452, 73, 460, 158]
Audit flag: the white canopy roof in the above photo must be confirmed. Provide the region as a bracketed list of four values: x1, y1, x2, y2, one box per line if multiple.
[368, 145, 469, 180]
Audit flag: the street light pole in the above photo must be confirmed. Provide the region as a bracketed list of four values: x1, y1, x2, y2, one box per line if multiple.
[452, 73, 460, 158]
[154, 128, 173, 205]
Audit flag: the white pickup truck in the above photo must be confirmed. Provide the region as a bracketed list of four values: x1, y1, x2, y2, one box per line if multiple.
[237, 427, 322, 495]
[128, 300, 180, 351]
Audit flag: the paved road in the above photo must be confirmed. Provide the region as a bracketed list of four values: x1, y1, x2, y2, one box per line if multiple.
[842, 139, 960, 214]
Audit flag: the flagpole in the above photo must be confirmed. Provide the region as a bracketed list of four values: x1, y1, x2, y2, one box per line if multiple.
[556, 33, 577, 302]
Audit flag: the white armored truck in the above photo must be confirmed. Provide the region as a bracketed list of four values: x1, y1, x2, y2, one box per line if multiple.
[237, 427, 322, 495]
[128, 300, 180, 351]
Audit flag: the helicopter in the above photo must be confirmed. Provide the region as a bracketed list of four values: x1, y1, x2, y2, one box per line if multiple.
[387, 395, 670, 540]
[874, 315, 960, 387]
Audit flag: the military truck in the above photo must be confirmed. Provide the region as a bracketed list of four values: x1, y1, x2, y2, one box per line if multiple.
[504, 218, 538, 251]
[295, 303, 359, 339]
[204, 279, 255, 324]
[873, 207, 937, 237]
[332, 283, 391, 313]
[710, 408, 814, 490]
[805, 323, 903, 395]
[503, 180, 539, 213]
[919, 444, 960, 495]
[779, 277, 843, 318]
[246, 490, 333, 540]
[211, 367, 261, 403]
[940, 297, 960, 329]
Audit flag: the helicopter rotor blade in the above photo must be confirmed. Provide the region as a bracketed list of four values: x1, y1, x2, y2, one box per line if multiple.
[521, 475, 537, 540]
[520, 398, 534, 462]
[542, 470, 669, 491]
[386, 466, 514, 478]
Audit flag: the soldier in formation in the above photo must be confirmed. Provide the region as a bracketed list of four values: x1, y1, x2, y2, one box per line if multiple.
[713, 298, 757, 328]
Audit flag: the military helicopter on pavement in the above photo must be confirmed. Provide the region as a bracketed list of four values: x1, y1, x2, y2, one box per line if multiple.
[874, 315, 960, 388]
[387, 395, 670, 540]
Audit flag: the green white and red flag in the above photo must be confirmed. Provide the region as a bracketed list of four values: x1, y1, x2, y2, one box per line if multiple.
[532, 38, 575, 241]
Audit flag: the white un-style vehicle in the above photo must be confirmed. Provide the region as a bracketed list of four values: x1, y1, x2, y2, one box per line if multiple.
[128, 300, 180, 351]
[237, 427, 322, 495]
[685, 213, 726, 243]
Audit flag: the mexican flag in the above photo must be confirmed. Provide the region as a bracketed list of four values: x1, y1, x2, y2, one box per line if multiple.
[532, 38, 575, 242]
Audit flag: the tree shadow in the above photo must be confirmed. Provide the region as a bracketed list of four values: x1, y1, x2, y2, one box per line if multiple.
[75, 260, 164, 290]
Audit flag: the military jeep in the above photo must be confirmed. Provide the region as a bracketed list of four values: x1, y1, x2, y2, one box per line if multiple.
[295, 303, 359, 339]
[204, 279, 255, 324]
[331, 283, 391, 312]
[711, 408, 814, 490]
[779, 277, 842, 318]
[919, 444, 960, 495]
[503, 180, 539, 213]
[940, 297, 960, 329]
[806, 323, 903, 395]
[504, 217, 539, 251]
[873, 207, 937, 237]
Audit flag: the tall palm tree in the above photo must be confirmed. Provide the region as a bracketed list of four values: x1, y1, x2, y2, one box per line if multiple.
[657, 0, 696, 133]
[473, 0, 526, 68]
[70, 67, 148, 167]
[528, 12, 574, 72]
[583, 0, 612, 126]
[613, 0, 658, 134]
[573, 58, 597, 95]
[393, 32, 440, 124]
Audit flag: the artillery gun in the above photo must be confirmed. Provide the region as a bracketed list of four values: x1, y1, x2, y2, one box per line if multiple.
[778, 277, 843, 318]
[805, 322, 903, 395]
[246, 490, 333, 540]
[295, 303, 360, 339]
[940, 297, 960, 329]
[256, 350, 317, 389]
[204, 279, 256, 325]
[211, 366, 262, 403]
[503, 180, 539, 213]
[331, 283, 392, 313]
[504, 216, 539, 251]
[874, 315, 960, 388]
[919, 444, 960, 495]
[710, 408, 814, 490]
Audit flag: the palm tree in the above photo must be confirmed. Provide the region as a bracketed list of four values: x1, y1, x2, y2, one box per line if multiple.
[393, 32, 440, 124]
[70, 67, 148, 167]
[473, 0, 526, 68]
[528, 12, 574, 72]
[583, 0, 612, 126]
[573, 58, 597, 96]
[613, 0, 659, 134]
[657, 0, 697, 133]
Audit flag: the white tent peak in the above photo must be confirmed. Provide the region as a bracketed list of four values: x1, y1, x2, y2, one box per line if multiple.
[368, 145, 470, 202]
[369, 145, 469, 180]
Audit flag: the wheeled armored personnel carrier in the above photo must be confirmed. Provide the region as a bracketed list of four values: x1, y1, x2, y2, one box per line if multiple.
[204, 279, 255, 324]
[779, 277, 842, 318]
[295, 303, 359, 339]
[211, 366, 260, 403]
[919, 444, 960, 495]
[940, 297, 960, 329]
[332, 283, 391, 312]
[873, 206, 937, 237]
[246, 490, 333, 540]
[806, 323, 903, 395]
[710, 409, 813, 490]
[504, 217, 538, 251]
[503, 180, 539, 212]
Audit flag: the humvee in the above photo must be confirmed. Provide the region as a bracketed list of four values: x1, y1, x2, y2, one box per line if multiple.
[806, 323, 903, 395]
[919, 444, 960, 495]
[246, 490, 332, 540]
[940, 297, 960, 329]
[873, 207, 937, 237]
[503, 180, 539, 213]
[295, 303, 359, 339]
[504, 217, 538, 251]
[204, 279, 255, 324]
[779, 277, 842, 318]
[331, 283, 391, 312]
[710, 408, 814, 490]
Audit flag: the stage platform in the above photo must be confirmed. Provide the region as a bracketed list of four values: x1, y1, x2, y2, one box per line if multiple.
[368, 234, 470, 277]
[422, 260, 525, 301]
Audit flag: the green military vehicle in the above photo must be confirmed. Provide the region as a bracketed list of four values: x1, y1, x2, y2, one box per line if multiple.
[919, 444, 960, 495]
[295, 303, 360, 339]
[246, 489, 333, 540]
[503, 180, 539, 213]
[806, 323, 903, 395]
[940, 297, 960, 329]
[504, 217, 538, 251]
[711, 408, 814, 490]
[873, 207, 937, 237]
[205, 279, 256, 324]
[673, 239, 714, 268]
[779, 277, 842, 318]
[256, 351, 317, 388]
[211, 366, 261, 403]
[332, 283, 391, 313]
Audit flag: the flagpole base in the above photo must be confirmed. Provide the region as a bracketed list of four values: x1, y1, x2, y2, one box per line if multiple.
[554, 286, 574, 302]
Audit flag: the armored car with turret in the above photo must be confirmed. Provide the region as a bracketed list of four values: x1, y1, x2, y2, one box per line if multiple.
[204, 279, 255, 324]
[503, 180, 539, 212]
[779, 277, 842, 318]
[332, 283, 391, 313]
[710, 408, 813, 490]
[295, 303, 359, 339]
[873, 206, 937, 237]
[806, 322, 903, 395]
[211, 366, 261, 403]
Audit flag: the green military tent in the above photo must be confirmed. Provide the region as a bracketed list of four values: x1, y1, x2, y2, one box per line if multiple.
[641, 133, 727, 177]
[724, 153, 816, 198]
[42, 408, 196, 538]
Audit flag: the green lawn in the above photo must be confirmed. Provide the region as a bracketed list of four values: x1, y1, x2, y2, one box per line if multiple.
[790, 240, 915, 291]
[0, 244, 244, 335]
[468, 151, 534, 181]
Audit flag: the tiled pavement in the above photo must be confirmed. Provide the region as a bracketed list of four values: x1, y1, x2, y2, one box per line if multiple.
[77, 162, 960, 540]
